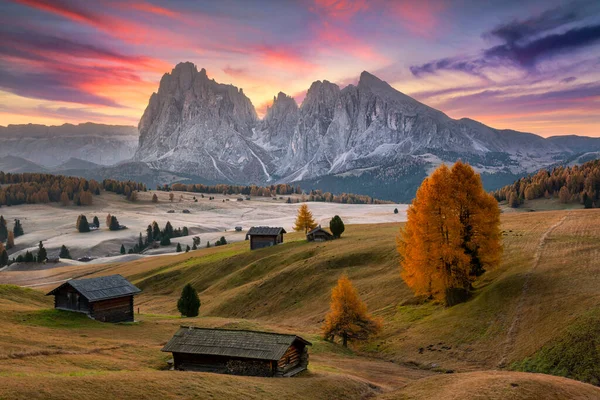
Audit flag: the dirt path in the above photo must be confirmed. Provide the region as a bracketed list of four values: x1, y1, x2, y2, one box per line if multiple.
[497, 215, 568, 368]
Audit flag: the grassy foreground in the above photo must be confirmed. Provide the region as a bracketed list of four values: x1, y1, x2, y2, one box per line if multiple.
[1, 209, 600, 399]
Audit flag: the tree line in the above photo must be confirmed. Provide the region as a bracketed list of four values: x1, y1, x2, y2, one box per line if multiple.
[162, 182, 391, 205]
[163, 183, 301, 197]
[0, 172, 146, 207]
[492, 159, 600, 208]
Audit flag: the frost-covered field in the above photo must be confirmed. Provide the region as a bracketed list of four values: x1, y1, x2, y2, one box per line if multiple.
[0, 190, 406, 270]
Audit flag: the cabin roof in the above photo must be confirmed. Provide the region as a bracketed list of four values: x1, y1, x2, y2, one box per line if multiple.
[307, 226, 333, 236]
[246, 226, 286, 237]
[46, 274, 141, 302]
[161, 327, 311, 361]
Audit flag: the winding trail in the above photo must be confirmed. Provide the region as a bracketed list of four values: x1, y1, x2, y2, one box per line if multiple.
[497, 214, 568, 368]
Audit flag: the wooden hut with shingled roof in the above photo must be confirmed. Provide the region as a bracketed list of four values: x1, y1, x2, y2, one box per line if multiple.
[161, 327, 311, 377]
[46, 274, 141, 323]
[245, 226, 286, 250]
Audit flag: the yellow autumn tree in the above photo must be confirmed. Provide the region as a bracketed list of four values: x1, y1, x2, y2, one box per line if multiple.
[397, 161, 502, 306]
[322, 275, 382, 347]
[293, 203, 317, 234]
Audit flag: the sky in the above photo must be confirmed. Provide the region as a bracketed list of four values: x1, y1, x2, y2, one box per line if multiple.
[0, 0, 599, 137]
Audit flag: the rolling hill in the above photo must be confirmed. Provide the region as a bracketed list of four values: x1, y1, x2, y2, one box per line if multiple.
[1, 208, 599, 398]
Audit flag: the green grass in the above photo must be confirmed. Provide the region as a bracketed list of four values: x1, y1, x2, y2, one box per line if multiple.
[511, 309, 600, 385]
[15, 309, 106, 329]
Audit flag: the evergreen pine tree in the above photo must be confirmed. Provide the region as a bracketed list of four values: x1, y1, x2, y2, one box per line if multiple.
[206, 241, 210, 248]
[93, 216, 100, 228]
[192, 243, 197, 250]
[176, 243, 182, 252]
[152, 221, 161, 241]
[37, 241, 47, 263]
[329, 215, 345, 238]
[120, 244, 126, 255]
[394, 208, 399, 214]
[109, 216, 120, 231]
[24, 251, 34, 263]
[13, 219, 24, 237]
[0, 249, 8, 267]
[0, 215, 7, 242]
[138, 233, 144, 251]
[182, 227, 189, 236]
[146, 225, 153, 243]
[164, 221, 174, 238]
[160, 236, 171, 246]
[59, 245, 72, 259]
[177, 283, 200, 317]
[186, 245, 190, 252]
[77, 215, 90, 233]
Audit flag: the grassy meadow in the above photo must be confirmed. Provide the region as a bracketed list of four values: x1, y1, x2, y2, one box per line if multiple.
[1, 207, 600, 399]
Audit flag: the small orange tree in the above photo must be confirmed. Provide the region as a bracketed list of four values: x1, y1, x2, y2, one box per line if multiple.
[397, 161, 501, 306]
[323, 275, 382, 347]
[293, 203, 317, 234]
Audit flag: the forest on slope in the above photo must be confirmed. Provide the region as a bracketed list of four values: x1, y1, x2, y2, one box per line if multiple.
[492, 159, 600, 208]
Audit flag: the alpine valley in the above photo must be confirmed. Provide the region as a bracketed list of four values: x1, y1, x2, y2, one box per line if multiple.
[7, 62, 600, 202]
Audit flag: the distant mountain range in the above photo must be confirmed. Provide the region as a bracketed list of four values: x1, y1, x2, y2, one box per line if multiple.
[0, 123, 137, 167]
[3, 63, 600, 202]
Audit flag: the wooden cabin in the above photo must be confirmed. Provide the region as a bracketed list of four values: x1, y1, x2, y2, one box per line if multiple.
[245, 227, 286, 250]
[46, 274, 141, 323]
[162, 327, 311, 377]
[307, 226, 334, 242]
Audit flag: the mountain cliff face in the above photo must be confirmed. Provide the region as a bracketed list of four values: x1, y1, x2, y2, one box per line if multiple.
[135, 62, 271, 182]
[133, 62, 600, 201]
[0, 123, 137, 167]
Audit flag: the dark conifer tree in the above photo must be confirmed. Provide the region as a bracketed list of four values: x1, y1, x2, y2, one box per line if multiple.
[37, 241, 47, 263]
[120, 244, 126, 255]
[329, 215, 345, 238]
[176, 243, 182, 252]
[0, 216, 7, 242]
[13, 219, 24, 237]
[177, 283, 200, 317]
[92, 216, 100, 228]
[77, 215, 90, 233]
[59, 245, 72, 259]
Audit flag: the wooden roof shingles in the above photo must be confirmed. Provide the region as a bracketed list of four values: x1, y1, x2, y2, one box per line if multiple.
[162, 327, 311, 361]
[46, 274, 141, 302]
[246, 227, 286, 237]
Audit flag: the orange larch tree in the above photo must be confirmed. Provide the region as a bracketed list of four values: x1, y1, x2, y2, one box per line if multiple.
[397, 161, 502, 306]
[293, 204, 318, 234]
[322, 275, 382, 347]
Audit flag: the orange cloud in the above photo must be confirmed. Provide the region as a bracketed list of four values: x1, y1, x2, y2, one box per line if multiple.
[389, 0, 447, 37]
[256, 46, 318, 75]
[129, 2, 180, 18]
[312, 0, 370, 20]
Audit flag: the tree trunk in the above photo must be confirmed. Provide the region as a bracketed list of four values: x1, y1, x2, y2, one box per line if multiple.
[342, 333, 348, 348]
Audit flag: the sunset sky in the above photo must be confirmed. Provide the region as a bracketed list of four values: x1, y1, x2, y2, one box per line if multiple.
[1, 0, 599, 137]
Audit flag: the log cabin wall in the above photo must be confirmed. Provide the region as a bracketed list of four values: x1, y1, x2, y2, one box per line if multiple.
[54, 286, 90, 313]
[173, 353, 273, 376]
[90, 296, 134, 323]
[250, 235, 277, 250]
[276, 343, 308, 376]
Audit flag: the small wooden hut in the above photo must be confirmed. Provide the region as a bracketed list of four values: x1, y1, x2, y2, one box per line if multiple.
[162, 327, 311, 377]
[46, 274, 141, 323]
[306, 226, 334, 242]
[245, 227, 286, 250]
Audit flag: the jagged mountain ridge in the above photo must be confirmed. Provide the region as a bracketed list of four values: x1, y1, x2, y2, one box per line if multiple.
[134, 62, 600, 199]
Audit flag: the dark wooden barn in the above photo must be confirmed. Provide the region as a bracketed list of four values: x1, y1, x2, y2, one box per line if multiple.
[245, 226, 286, 250]
[306, 226, 334, 242]
[162, 327, 311, 377]
[46, 274, 141, 323]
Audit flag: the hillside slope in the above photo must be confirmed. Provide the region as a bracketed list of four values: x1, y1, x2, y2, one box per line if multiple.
[1, 209, 599, 398]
